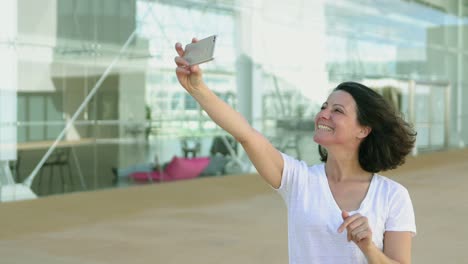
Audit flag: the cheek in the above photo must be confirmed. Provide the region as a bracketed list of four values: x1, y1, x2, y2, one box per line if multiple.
[314, 112, 323, 123]
[335, 122, 360, 139]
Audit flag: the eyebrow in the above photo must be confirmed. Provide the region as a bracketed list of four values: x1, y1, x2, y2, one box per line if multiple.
[323, 102, 346, 108]
[332, 103, 346, 109]
[323, 102, 347, 113]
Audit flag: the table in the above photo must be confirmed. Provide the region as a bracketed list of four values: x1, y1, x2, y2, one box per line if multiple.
[14, 138, 94, 190]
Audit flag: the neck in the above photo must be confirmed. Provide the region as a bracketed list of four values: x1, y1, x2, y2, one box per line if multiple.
[325, 151, 372, 182]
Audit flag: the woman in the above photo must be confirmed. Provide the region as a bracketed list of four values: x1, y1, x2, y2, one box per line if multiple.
[174, 38, 417, 264]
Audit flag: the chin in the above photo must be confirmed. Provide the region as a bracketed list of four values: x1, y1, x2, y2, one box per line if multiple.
[313, 134, 334, 147]
[313, 134, 325, 145]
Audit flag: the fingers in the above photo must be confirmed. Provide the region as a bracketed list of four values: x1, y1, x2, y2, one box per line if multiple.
[349, 222, 368, 240]
[339, 212, 372, 244]
[175, 56, 190, 75]
[347, 217, 366, 231]
[337, 212, 362, 233]
[174, 56, 189, 67]
[341, 210, 350, 220]
[175, 37, 198, 56]
[175, 42, 184, 57]
[176, 66, 190, 75]
[174, 38, 201, 76]
[350, 226, 371, 242]
[174, 38, 199, 70]
[190, 64, 200, 73]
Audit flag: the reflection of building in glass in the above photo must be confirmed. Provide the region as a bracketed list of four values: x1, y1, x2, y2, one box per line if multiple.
[323, 0, 467, 150]
[0, 0, 468, 201]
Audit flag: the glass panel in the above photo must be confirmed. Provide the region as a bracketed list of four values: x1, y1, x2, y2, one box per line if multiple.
[416, 125, 430, 149]
[2, 0, 468, 202]
[430, 124, 445, 147]
[431, 87, 446, 123]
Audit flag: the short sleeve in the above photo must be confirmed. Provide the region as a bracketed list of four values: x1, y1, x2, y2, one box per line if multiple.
[275, 152, 309, 206]
[385, 186, 417, 236]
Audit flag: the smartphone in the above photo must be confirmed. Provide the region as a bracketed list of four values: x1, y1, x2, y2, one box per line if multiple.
[183, 35, 217, 66]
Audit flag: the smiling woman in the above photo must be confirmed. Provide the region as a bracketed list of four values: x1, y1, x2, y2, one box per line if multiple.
[317, 82, 417, 173]
[279, 81, 417, 264]
[175, 39, 418, 263]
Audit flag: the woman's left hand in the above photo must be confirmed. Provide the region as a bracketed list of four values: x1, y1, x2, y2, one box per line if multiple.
[338, 211, 374, 253]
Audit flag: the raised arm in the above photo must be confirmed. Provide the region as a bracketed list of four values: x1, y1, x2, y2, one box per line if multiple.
[174, 38, 283, 188]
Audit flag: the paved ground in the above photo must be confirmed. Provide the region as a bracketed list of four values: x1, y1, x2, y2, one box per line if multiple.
[0, 148, 467, 263]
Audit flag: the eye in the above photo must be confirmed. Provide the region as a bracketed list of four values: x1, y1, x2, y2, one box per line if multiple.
[333, 108, 343, 113]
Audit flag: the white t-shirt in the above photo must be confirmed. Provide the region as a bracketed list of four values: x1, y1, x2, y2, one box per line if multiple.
[276, 153, 416, 264]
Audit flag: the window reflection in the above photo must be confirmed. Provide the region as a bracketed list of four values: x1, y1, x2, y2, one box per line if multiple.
[1, 0, 467, 201]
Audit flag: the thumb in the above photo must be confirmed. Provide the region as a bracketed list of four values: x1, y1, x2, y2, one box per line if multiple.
[190, 64, 201, 73]
[342, 210, 349, 220]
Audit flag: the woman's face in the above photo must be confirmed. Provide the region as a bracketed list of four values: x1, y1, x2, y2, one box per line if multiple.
[313, 90, 370, 148]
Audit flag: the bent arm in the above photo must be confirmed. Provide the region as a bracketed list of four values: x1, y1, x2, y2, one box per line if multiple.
[191, 84, 283, 188]
[364, 231, 412, 264]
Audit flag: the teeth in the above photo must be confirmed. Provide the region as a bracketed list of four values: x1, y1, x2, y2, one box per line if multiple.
[318, 125, 333, 131]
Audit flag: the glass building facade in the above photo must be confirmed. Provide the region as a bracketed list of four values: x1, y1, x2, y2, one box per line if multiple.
[0, 0, 467, 201]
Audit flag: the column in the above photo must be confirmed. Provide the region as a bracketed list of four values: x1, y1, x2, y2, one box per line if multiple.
[0, 0, 18, 186]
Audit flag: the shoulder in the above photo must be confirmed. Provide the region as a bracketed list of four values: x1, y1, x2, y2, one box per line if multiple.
[373, 174, 409, 193]
[310, 163, 325, 175]
[372, 174, 413, 207]
[374, 175, 416, 235]
[277, 153, 324, 199]
[280, 152, 323, 175]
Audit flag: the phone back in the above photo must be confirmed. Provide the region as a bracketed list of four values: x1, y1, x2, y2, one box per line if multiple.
[183, 35, 216, 66]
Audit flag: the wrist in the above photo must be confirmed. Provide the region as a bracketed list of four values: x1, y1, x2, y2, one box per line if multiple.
[190, 83, 214, 103]
[188, 78, 204, 90]
[361, 241, 378, 256]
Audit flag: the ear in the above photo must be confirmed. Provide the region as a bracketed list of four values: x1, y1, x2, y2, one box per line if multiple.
[357, 126, 371, 139]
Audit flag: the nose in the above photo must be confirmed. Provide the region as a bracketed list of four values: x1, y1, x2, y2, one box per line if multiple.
[316, 108, 331, 120]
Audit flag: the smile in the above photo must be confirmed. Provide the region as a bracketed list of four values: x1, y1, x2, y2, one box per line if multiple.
[317, 124, 334, 132]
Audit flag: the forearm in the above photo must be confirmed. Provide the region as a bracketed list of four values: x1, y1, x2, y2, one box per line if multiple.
[364, 244, 403, 264]
[190, 84, 254, 142]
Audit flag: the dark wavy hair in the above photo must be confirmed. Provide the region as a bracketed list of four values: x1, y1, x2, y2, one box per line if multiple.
[318, 81, 417, 172]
